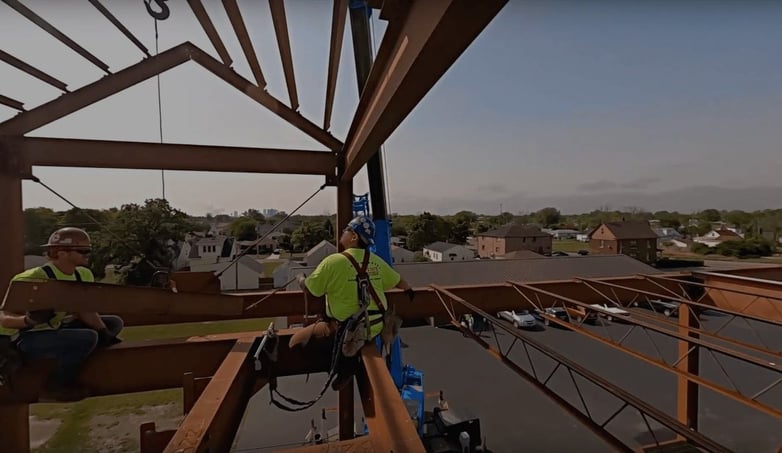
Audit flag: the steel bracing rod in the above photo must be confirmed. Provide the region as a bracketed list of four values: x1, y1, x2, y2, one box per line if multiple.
[695, 271, 782, 287]
[584, 277, 782, 328]
[269, 0, 299, 110]
[577, 279, 782, 360]
[222, 0, 266, 88]
[508, 282, 782, 420]
[513, 281, 781, 375]
[324, 0, 348, 130]
[88, 0, 149, 56]
[641, 274, 782, 305]
[0, 49, 68, 91]
[186, 0, 233, 66]
[643, 275, 699, 302]
[2, 0, 110, 73]
[430, 285, 731, 453]
[0, 94, 24, 111]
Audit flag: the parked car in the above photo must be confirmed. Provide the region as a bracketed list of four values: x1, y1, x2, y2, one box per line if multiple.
[577, 249, 589, 255]
[633, 298, 680, 317]
[589, 304, 630, 322]
[533, 307, 569, 326]
[497, 310, 538, 329]
[551, 251, 569, 257]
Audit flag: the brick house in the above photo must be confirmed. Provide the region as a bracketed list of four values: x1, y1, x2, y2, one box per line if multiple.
[476, 225, 553, 258]
[588, 221, 659, 264]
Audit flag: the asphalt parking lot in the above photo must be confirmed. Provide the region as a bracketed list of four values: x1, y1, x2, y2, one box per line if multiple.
[232, 312, 782, 453]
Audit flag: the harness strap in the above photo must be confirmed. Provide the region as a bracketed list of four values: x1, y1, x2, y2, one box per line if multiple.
[340, 251, 386, 315]
[41, 264, 82, 282]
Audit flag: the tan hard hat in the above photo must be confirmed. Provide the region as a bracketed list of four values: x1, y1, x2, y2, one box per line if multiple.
[42, 227, 92, 249]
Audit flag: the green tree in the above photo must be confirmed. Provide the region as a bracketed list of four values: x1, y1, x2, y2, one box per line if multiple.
[23, 207, 60, 255]
[534, 207, 561, 227]
[290, 221, 332, 251]
[242, 209, 265, 223]
[91, 199, 195, 285]
[699, 209, 721, 223]
[230, 217, 258, 241]
[406, 212, 451, 251]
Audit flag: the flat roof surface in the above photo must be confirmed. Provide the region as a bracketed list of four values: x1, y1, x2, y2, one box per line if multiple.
[233, 314, 782, 452]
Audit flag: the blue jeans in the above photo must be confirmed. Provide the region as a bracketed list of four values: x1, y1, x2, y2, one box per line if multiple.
[61, 315, 124, 337]
[16, 328, 98, 387]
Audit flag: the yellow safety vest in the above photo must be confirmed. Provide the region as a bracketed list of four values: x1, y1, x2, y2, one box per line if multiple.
[0, 264, 75, 336]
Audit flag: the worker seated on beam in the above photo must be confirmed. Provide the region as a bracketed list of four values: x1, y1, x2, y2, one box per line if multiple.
[290, 216, 414, 391]
[0, 227, 123, 401]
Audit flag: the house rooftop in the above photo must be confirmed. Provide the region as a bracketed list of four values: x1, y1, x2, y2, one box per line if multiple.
[424, 241, 467, 253]
[477, 224, 552, 238]
[593, 221, 658, 240]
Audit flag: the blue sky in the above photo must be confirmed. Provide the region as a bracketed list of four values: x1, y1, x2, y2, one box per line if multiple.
[1, 0, 780, 215]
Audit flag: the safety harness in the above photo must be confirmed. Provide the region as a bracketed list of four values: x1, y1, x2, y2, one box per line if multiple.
[267, 251, 385, 412]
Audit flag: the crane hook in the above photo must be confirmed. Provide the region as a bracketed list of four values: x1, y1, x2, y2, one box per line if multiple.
[144, 0, 170, 21]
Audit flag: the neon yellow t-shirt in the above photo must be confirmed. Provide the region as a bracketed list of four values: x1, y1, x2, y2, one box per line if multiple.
[304, 248, 401, 337]
[12, 264, 95, 283]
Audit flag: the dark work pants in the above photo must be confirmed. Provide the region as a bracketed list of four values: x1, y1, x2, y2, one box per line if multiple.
[61, 315, 124, 337]
[16, 328, 98, 387]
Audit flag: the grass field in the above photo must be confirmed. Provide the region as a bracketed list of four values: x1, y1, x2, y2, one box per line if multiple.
[31, 318, 272, 452]
[551, 239, 588, 253]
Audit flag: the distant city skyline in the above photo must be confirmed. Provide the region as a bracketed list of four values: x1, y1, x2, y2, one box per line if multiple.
[2, 1, 781, 216]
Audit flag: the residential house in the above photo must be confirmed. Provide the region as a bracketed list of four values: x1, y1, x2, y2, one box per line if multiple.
[589, 221, 659, 264]
[694, 228, 744, 248]
[189, 255, 264, 291]
[391, 245, 416, 264]
[654, 227, 684, 248]
[422, 242, 475, 262]
[497, 250, 543, 260]
[476, 225, 553, 258]
[305, 240, 337, 267]
[547, 229, 580, 240]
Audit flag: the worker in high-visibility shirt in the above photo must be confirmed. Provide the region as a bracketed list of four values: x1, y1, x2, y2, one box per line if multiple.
[0, 227, 122, 401]
[290, 216, 414, 391]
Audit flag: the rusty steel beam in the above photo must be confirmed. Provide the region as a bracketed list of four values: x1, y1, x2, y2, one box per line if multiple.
[324, 0, 348, 130]
[642, 273, 782, 304]
[9, 136, 337, 176]
[0, 49, 68, 91]
[187, 0, 233, 66]
[431, 285, 731, 453]
[2, 0, 110, 73]
[269, 0, 299, 110]
[581, 277, 782, 328]
[677, 304, 700, 432]
[223, 0, 266, 88]
[0, 94, 24, 111]
[0, 42, 192, 135]
[2, 280, 244, 317]
[0, 405, 29, 453]
[696, 271, 782, 322]
[88, 0, 149, 56]
[357, 347, 426, 452]
[190, 46, 343, 152]
[278, 436, 374, 452]
[0, 159, 23, 298]
[338, 380, 355, 440]
[341, 0, 508, 178]
[511, 282, 782, 420]
[164, 337, 259, 453]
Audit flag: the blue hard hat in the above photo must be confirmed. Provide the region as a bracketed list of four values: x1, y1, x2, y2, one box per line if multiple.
[347, 216, 375, 246]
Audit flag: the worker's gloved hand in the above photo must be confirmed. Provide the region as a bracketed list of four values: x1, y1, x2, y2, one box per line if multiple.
[404, 288, 415, 302]
[296, 273, 307, 290]
[25, 310, 55, 327]
[97, 329, 122, 347]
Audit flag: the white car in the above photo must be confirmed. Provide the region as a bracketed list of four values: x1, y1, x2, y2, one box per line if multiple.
[497, 310, 538, 329]
[589, 304, 630, 321]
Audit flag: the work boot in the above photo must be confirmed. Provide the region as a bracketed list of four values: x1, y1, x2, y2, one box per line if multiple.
[38, 383, 89, 403]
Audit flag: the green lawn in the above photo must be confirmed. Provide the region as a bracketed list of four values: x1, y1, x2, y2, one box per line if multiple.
[552, 239, 588, 253]
[31, 318, 273, 452]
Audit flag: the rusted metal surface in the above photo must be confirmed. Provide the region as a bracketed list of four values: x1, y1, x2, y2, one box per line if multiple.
[190, 45, 343, 152]
[696, 271, 782, 322]
[0, 94, 24, 111]
[140, 422, 176, 453]
[186, 0, 233, 66]
[336, 178, 353, 245]
[324, 0, 348, 130]
[342, 0, 508, 178]
[431, 285, 731, 453]
[339, 379, 355, 440]
[223, 0, 266, 88]
[164, 337, 259, 453]
[1, 0, 110, 73]
[0, 165, 23, 298]
[269, 0, 299, 110]
[0, 404, 30, 453]
[357, 347, 426, 453]
[10, 136, 337, 176]
[677, 304, 700, 432]
[511, 281, 782, 420]
[0, 49, 68, 91]
[88, 0, 149, 56]
[0, 43, 191, 135]
[2, 280, 245, 316]
[182, 372, 211, 415]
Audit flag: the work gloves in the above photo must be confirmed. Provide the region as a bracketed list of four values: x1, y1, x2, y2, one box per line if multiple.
[404, 288, 415, 302]
[24, 310, 56, 328]
[97, 328, 122, 347]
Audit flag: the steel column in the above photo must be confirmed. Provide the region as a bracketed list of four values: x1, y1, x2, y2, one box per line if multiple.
[342, 0, 508, 178]
[10, 136, 337, 176]
[0, 404, 29, 453]
[324, 0, 348, 130]
[338, 379, 355, 440]
[269, 0, 299, 110]
[336, 177, 354, 247]
[0, 143, 24, 297]
[677, 304, 699, 432]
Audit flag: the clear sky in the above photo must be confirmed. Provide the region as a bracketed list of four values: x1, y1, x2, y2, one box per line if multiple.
[2, 0, 780, 216]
